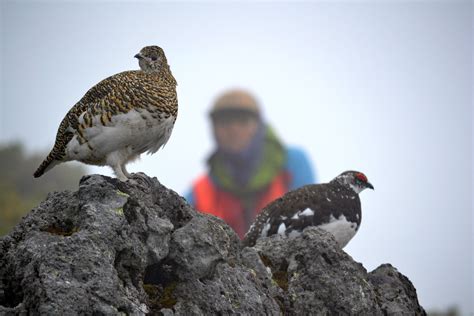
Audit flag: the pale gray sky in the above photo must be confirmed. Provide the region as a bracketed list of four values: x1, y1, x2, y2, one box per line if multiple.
[1, 1, 472, 313]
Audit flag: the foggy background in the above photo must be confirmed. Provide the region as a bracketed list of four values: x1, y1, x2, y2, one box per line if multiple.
[1, 1, 472, 314]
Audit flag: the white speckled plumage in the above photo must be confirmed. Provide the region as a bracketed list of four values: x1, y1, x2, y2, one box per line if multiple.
[242, 171, 374, 248]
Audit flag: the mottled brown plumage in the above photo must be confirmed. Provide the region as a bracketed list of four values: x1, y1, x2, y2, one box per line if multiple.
[34, 45, 178, 181]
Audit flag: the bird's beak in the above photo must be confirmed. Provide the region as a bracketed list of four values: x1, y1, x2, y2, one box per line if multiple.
[366, 182, 374, 190]
[134, 53, 143, 60]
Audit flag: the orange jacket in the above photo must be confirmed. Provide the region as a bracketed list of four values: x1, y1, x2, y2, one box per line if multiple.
[193, 171, 289, 238]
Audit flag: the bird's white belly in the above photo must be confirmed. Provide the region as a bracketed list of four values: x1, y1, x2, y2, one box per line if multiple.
[66, 109, 175, 163]
[318, 214, 358, 248]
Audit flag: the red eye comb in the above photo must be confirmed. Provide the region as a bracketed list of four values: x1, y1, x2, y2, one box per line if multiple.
[356, 173, 367, 182]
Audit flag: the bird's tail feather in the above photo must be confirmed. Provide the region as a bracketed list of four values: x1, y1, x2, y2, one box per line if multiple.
[34, 154, 60, 178]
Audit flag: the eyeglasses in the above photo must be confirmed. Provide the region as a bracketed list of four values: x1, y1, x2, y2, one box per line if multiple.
[210, 109, 259, 125]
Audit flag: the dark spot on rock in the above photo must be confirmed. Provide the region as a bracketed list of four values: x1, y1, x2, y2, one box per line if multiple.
[274, 295, 287, 314]
[144, 260, 178, 286]
[258, 253, 272, 268]
[272, 270, 289, 291]
[0, 276, 24, 308]
[322, 252, 333, 265]
[258, 253, 289, 291]
[143, 282, 177, 308]
[114, 248, 142, 289]
[143, 260, 180, 312]
[143, 282, 178, 310]
[43, 219, 79, 237]
[117, 306, 130, 314]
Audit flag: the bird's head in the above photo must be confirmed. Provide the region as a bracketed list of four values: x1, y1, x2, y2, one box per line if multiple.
[135, 45, 167, 72]
[332, 170, 374, 194]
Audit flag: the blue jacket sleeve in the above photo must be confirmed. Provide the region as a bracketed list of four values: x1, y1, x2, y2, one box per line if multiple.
[285, 147, 317, 190]
[183, 189, 195, 206]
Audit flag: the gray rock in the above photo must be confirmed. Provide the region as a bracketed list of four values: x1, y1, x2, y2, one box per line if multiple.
[368, 263, 426, 315]
[0, 173, 425, 315]
[251, 227, 426, 315]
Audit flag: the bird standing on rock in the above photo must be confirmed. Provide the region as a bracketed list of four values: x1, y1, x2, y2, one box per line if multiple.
[242, 171, 374, 248]
[34, 45, 178, 181]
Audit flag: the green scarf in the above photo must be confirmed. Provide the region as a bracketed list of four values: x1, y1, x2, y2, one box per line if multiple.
[208, 126, 286, 196]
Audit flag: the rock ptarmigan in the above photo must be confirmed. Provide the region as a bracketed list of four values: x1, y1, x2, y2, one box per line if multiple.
[242, 170, 374, 248]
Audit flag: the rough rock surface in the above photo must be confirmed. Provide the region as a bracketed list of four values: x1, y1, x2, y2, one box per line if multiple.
[0, 174, 425, 315]
[245, 229, 426, 315]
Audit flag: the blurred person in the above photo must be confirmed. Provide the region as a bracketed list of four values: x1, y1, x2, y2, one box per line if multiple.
[185, 89, 317, 238]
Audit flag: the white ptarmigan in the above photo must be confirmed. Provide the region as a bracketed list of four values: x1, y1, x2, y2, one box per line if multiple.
[242, 170, 374, 248]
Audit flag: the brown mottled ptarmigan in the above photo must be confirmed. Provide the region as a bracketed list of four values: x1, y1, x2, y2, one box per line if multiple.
[34, 45, 178, 181]
[242, 171, 374, 248]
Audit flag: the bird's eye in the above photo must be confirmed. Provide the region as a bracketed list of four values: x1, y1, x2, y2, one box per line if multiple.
[151, 56, 158, 61]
